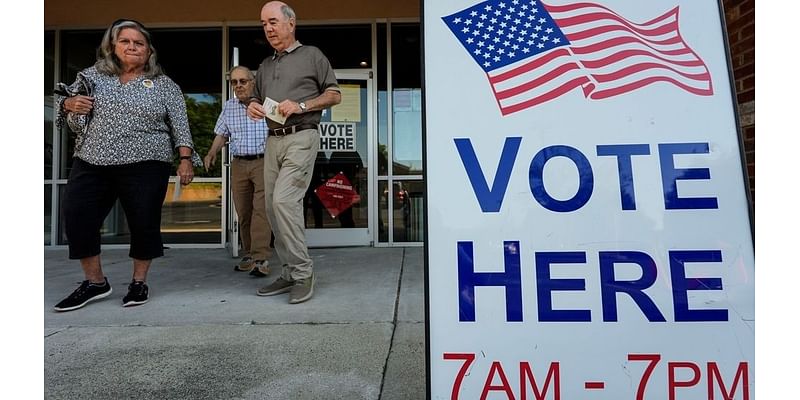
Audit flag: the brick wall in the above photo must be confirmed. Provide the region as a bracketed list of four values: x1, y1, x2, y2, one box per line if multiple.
[723, 0, 755, 205]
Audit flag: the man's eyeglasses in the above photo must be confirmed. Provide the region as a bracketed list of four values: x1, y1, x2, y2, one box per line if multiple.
[230, 79, 252, 86]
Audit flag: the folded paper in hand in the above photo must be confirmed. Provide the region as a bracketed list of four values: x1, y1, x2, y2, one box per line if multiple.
[262, 96, 287, 125]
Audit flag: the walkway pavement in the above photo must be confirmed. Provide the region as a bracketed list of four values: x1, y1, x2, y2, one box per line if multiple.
[44, 246, 426, 399]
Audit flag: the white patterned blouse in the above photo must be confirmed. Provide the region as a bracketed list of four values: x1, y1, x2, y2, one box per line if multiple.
[55, 66, 201, 166]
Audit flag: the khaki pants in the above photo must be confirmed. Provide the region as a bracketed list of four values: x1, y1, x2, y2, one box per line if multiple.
[264, 129, 319, 281]
[231, 157, 272, 261]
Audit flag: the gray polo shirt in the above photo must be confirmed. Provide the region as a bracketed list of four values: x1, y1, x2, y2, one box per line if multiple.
[254, 41, 340, 130]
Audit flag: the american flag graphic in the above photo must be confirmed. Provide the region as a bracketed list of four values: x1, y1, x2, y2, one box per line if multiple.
[442, 0, 713, 115]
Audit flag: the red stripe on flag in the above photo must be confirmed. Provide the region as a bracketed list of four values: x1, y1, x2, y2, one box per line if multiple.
[494, 62, 584, 99]
[588, 75, 712, 99]
[590, 62, 710, 83]
[569, 36, 693, 57]
[547, 3, 677, 28]
[579, 49, 706, 69]
[489, 48, 575, 84]
[567, 24, 681, 44]
[557, 11, 677, 38]
[498, 76, 590, 115]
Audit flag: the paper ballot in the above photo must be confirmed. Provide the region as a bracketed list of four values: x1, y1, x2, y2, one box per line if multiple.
[262, 97, 287, 125]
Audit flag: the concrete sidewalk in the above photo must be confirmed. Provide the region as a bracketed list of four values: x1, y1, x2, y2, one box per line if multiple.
[44, 247, 426, 399]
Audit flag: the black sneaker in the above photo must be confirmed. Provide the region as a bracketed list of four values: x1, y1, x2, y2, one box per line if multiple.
[122, 280, 149, 307]
[54, 278, 112, 312]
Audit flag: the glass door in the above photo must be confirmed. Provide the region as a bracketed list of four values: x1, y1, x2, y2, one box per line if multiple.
[305, 70, 374, 246]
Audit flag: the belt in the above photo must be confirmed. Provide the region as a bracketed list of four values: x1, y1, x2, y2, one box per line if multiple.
[233, 154, 264, 160]
[271, 123, 318, 137]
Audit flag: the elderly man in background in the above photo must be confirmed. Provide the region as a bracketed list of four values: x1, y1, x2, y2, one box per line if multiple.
[205, 66, 273, 277]
[247, 1, 341, 304]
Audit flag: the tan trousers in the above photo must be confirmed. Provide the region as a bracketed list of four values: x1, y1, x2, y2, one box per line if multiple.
[231, 157, 272, 261]
[264, 129, 319, 281]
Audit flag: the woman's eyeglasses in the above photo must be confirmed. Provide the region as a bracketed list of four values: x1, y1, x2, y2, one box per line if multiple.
[230, 79, 252, 86]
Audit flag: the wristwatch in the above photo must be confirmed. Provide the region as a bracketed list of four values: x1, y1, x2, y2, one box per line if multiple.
[298, 102, 308, 113]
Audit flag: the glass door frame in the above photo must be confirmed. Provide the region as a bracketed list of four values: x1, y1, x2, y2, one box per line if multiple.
[225, 44, 240, 257]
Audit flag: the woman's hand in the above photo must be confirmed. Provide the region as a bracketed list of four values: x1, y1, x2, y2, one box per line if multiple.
[177, 159, 194, 186]
[63, 95, 95, 115]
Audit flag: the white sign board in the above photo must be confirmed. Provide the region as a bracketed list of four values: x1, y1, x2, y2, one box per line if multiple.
[424, 0, 754, 399]
[319, 122, 357, 152]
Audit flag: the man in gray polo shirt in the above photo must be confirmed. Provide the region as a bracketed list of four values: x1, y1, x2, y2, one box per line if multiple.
[247, 0, 341, 304]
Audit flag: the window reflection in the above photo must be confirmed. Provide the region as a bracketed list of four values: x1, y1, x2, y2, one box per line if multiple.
[392, 88, 423, 175]
[150, 28, 222, 178]
[183, 93, 222, 178]
[390, 23, 423, 176]
[161, 181, 223, 244]
[380, 180, 425, 243]
[59, 126, 77, 179]
[58, 29, 103, 180]
[378, 181, 389, 242]
[378, 23, 424, 244]
[45, 110, 53, 179]
[378, 91, 389, 176]
[45, 185, 52, 245]
[58, 182, 224, 245]
[45, 31, 55, 180]
[377, 24, 389, 176]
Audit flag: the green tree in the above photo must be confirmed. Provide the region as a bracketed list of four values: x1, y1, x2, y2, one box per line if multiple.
[183, 94, 222, 177]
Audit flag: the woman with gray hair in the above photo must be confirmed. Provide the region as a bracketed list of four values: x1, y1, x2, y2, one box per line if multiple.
[53, 19, 200, 311]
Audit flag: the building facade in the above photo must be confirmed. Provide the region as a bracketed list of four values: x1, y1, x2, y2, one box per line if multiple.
[44, 0, 754, 251]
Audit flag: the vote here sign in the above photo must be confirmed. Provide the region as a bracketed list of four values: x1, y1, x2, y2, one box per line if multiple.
[319, 122, 356, 152]
[423, 1, 755, 399]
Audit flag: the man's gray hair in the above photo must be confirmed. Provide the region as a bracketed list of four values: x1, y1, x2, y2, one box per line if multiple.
[229, 65, 256, 80]
[95, 20, 163, 78]
[280, 4, 296, 21]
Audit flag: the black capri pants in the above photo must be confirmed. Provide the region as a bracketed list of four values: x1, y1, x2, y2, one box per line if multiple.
[63, 158, 171, 260]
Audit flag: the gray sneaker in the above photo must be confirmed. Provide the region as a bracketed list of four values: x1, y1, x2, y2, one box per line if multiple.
[289, 275, 315, 304]
[257, 277, 294, 296]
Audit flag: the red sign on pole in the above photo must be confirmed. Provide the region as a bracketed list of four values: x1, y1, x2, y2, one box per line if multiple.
[314, 172, 360, 218]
